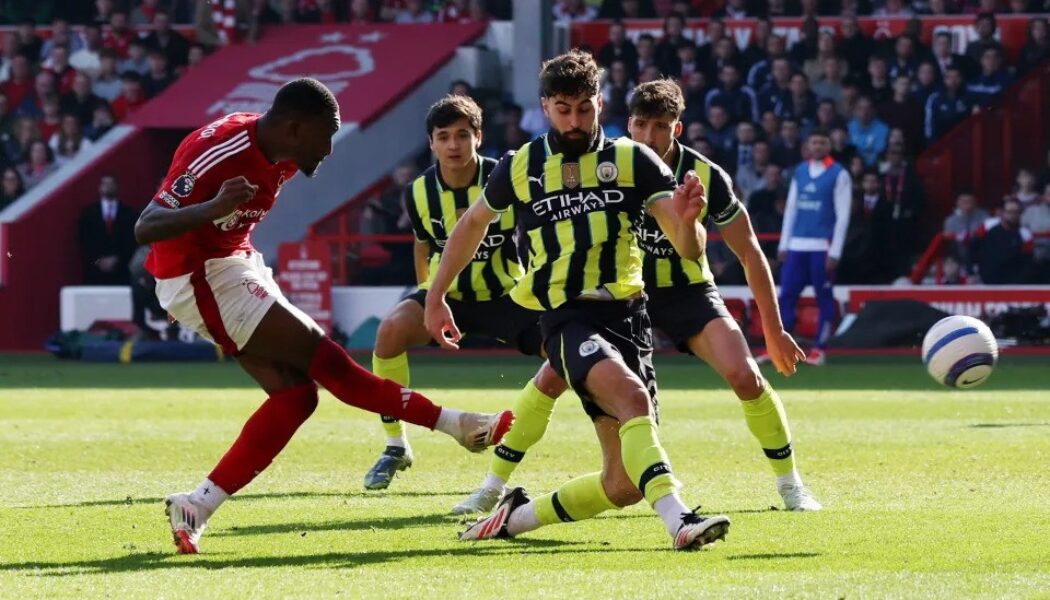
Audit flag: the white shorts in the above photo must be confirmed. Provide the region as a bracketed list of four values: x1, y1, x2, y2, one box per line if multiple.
[155, 252, 318, 355]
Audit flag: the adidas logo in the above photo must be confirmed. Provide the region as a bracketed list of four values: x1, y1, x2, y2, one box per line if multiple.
[400, 388, 412, 410]
[803, 183, 818, 193]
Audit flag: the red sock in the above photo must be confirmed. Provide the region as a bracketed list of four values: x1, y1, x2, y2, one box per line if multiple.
[308, 337, 442, 429]
[208, 383, 318, 495]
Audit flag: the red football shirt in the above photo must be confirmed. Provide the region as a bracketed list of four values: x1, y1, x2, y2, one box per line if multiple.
[145, 113, 299, 279]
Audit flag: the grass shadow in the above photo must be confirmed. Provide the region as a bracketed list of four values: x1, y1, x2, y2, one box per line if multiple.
[215, 512, 458, 537]
[969, 423, 1050, 429]
[19, 490, 472, 510]
[726, 552, 821, 560]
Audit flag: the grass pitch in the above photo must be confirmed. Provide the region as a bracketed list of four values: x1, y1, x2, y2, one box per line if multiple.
[1, 353, 1049, 599]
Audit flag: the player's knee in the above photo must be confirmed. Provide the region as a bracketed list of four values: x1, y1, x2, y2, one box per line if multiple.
[374, 316, 409, 357]
[534, 365, 567, 398]
[610, 386, 652, 421]
[602, 473, 643, 508]
[726, 363, 764, 400]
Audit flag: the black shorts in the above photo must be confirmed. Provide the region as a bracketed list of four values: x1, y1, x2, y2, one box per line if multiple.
[406, 290, 544, 356]
[541, 297, 659, 422]
[647, 282, 732, 355]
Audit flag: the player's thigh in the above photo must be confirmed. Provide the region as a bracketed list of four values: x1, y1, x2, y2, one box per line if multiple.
[688, 317, 765, 400]
[594, 415, 643, 508]
[374, 296, 432, 357]
[240, 300, 325, 373]
[471, 295, 546, 357]
[236, 353, 313, 396]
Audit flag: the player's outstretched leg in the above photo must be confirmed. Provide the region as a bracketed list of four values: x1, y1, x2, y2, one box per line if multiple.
[365, 300, 433, 490]
[166, 358, 317, 554]
[688, 318, 822, 511]
[452, 362, 565, 515]
[244, 302, 514, 452]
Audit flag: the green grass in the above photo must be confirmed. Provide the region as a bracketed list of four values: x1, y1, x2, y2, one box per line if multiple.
[1, 353, 1049, 599]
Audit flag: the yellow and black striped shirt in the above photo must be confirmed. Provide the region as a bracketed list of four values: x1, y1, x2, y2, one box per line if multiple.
[404, 157, 523, 302]
[638, 141, 743, 289]
[482, 129, 678, 311]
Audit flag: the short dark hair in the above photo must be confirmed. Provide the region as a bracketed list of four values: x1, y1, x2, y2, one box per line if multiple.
[539, 49, 602, 99]
[425, 94, 483, 138]
[629, 79, 685, 119]
[271, 77, 339, 119]
[638, 33, 655, 44]
[809, 127, 831, 138]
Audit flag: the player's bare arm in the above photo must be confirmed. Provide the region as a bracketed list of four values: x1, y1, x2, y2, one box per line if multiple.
[720, 211, 805, 376]
[423, 199, 496, 349]
[134, 176, 258, 244]
[413, 240, 430, 285]
[649, 171, 706, 261]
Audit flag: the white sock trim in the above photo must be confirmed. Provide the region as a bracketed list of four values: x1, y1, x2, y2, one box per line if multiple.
[653, 493, 690, 537]
[505, 500, 541, 536]
[482, 474, 506, 491]
[777, 470, 803, 488]
[386, 436, 408, 449]
[190, 478, 229, 514]
[434, 408, 464, 437]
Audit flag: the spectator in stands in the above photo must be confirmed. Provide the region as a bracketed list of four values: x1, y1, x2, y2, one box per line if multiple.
[803, 32, 843, 85]
[597, 20, 638, 80]
[600, 59, 631, 132]
[93, 0, 116, 25]
[760, 109, 780, 144]
[144, 11, 191, 68]
[736, 138, 771, 200]
[707, 37, 744, 83]
[142, 50, 176, 99]
[93, 49, 123, 103]
[654, 13, 687, 77]
[598, 0, 657, 18]
[729, 120, 758, 177]
[975, 198, 1035, 284]
[747, 35, 788, 92]
[887, 35, 920, 82]
[812, 56, 846, 109]
[705, 64, 759, 124]
[1, 55, 32, 110]
[104, 11, 136, 59]
[18, 140, 58, 189]
[815, 98, 844, 131]
[40, 19, 83, 61]
[37, 96, 63, 142]
[553, 0, 598, 22]
[51, 113, 93, 166]
[830, 125, 858, 165]
[1021, 183, 1050, 265]
[0, 91, 11, 141]
[837, 172, 880, 284]
[15, 20, 43, 62]
[680, 70, 708, 125]
[131, 0, 162, 25]
[943, 189, 988, 266]
[848, 155, 866, 187]
[86, 102, 116, 141]
[0, 34, 18, 82]
[966, 47, 1013, 107]
[78, 174, 137, 286]
[704, 104, 734, 161]
[756, 56, 793, 113]
[863, 56, 892, 106]
[966, 12, 1005, 66]
[912, 61, 940, 107]
[120, 39, 151, 78]
[70, 24, 104, 79]
[674, 41, 701, 80]
[0, 166, 23, 210]
[62, 72, 105, 127]
[437, 0, 477, 22]
[715, 0, 751, 18]
[773, 117, 803, 168]
[685, 121, 704, 145]
[636, 33, 658, 77]
[111, 72, 145, 122]
[487, 101, 531, 156]
[741, 17, 772, 67]
[3, 116, 37, 166]
[44, 46, 77, 95]
[931, 31, 974, 82]
[790, 17, 820, 65]
[774, 72, 818, 132]
[1015, 168, 1040, 207]
[393, 0, 434, 23]
[879, 143, 923, 275]
[698, 18, 726, 66]
[187, 43, 207, 69]
[924, 66, 971, 142]
[839, 16, 873, 77]
[747, 165, 787, 256]
[17, 72, 57, 119]
[847, 96, 888, 166]
[1018, 18, 1050, 75]
[877, 76, 924, 155]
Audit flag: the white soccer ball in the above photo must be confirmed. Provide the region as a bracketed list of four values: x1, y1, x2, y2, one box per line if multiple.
[922, 315, 999, 389]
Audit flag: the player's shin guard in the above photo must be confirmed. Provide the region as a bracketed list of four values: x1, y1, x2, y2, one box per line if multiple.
[207, 383, 319, 494]
[490, 381, 557, 481]
[619, 416, 681, 507]
[372, 352, 410, 439]
[309, 337, 441, 429]
[533, 472, 619, 526]
[741, 384, 795, 477]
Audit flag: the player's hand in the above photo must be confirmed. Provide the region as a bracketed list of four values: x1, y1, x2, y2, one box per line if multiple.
[209, 176, 258, 218]
[763, 327, 806, 377]
[826, 256, 839, 277]
[424, 294, 462, 350]
[672, 170, 706, 222]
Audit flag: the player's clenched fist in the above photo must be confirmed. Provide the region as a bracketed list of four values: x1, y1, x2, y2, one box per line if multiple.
[673, 170, 706, 222]
[209, 176, 258, 217]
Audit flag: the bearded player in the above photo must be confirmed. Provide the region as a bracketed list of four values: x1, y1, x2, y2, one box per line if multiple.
[135, 78, 512, 554]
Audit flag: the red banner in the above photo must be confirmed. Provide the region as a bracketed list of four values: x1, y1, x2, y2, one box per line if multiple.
[277, 241, 333, 334]
[131, 23, 486, 129]
[848, 286, 1050, 317]
[571, 16, 1032, 61]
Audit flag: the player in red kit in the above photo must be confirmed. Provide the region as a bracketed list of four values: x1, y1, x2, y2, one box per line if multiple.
[135, 78, 513, 554]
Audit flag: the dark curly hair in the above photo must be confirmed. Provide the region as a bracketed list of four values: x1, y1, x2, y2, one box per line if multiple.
[539, 49, 602, 99]
[628, 79, 685, 120]
[425, 94, 483, 138]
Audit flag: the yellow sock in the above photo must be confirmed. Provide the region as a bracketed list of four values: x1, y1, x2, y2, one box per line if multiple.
[489, 381, 557, 482]
[533, 472, 618, 525]
[372, 352, 409, 439]
[740, 384, 796, 477]
[619, 416, 680, 507]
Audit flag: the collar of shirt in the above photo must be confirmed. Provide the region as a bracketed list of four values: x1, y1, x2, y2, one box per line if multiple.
[807, 156, 834, 177]
[100, 197, 117, 220]
[543, 126, 607, 157]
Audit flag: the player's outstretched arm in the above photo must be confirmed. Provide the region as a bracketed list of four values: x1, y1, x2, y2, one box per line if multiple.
[423, 200, 495, 349]
[134, 176, 257, 244]
[649, 171, 706, 261]
[721, 213, 804, 376]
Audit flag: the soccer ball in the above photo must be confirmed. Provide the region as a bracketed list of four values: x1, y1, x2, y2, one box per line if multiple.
[922, 315, 999, 388]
